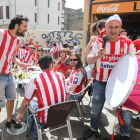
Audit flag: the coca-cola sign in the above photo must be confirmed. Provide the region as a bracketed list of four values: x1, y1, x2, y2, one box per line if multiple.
[97, 4, 120, 13]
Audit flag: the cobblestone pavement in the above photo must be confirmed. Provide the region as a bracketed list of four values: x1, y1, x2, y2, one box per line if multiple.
[0, 87, 140, 140]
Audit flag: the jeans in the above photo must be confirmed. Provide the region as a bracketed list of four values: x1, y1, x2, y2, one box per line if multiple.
[28, 100, 46, 140]
[90, 80, 130, 136]
[69, 94, 82, 101]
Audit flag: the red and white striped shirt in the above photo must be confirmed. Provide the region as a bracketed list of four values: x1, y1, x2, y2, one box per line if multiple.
[50, 46, 60, 57]
[24, 69, 69, 124]
[0, 29, 20, 74]
[69, 68, 85, 94]
[17, 48, 26, 60]
[57, 55, 72, 78]
[90, 37, 136, 82]
[20, 51, 36, 64]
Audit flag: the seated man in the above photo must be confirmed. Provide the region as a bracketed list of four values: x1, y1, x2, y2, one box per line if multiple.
[20, 44, 36, 64]
[67, 52, 87, 101]
[17, 54, 69, 140]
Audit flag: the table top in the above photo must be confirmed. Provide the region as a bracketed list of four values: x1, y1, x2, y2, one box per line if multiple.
[43, 48, 51, 50]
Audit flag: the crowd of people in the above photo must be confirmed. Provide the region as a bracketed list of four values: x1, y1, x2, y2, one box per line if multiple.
[0, 14, 140, 140]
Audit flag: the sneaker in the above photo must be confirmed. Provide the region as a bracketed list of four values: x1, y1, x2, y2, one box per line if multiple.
[5, 119, 22, 129]
[121, 136, 129, 140]
[132, 114, 140, 121]
[83, 128, 98, 139]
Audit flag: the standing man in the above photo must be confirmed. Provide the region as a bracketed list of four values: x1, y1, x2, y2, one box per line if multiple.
[0, 15, 29, 129]
[83, 14, 140, 140]
[20, 44, 36, 64]
[73, 42, 79, 54]
[17, 54, 69, 140]
[57, 40, 63, 48]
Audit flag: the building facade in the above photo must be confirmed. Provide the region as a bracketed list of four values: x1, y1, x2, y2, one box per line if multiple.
[0, 0, 63, 30]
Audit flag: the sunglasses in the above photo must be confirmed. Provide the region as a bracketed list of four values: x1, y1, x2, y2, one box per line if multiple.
[30, 47, 35, 50]
[37, 50, 41, 52]
[70, 59, 78, 61]
[60, 51, 65, 54]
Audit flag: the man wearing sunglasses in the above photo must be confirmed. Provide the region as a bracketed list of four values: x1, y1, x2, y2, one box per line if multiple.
[20, 44, 36, 64]
[67, 53, 87, 101]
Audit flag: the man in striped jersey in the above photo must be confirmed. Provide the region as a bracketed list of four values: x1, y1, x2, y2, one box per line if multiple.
[83, 15, 140, 140]
[20, 44, 36, 64]
[0, 15, 29, 129]
[16, 54, 69, 140]
[17, 45, 26, 60]
[50, 43, 60, 58]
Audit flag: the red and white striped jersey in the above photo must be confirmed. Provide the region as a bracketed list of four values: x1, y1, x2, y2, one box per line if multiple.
[24, 69, 69, 124]
[0, 29, 20, 74]
[69, 68, 85, 94]
[17, 48, 26, 60]
[20, 51, 36, 64]
[90, 37, 136, 82]
[50, 46, 60, 57]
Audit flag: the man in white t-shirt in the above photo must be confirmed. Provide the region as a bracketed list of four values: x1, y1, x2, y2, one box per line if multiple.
[73, 42, 79, 53]
[83, 14, 140, 140]
[57, 40, 62, 48]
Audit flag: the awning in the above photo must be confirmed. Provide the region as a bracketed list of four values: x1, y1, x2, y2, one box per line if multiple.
[92, 1, 140, 14]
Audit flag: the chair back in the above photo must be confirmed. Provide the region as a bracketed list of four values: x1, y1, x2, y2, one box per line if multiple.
[78, 87, 89, 103]
[54, 51, 59, 59]
[78, 79, 93, 103]
[46, 100, 76, 127]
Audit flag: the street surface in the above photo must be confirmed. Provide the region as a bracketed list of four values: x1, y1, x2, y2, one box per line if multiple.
[0, 86, 140, 140]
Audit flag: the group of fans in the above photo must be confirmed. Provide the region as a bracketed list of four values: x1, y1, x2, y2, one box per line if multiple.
[0, 15, 88, 140]
[16, 38, 80, 67]
[0, 14, 140, 140]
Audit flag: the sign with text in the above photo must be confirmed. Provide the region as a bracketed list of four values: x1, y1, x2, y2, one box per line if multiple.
[92, 1, 140, 14]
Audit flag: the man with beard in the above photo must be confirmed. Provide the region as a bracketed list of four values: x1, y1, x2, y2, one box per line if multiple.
[0, 15, 29, 129]
[83, 14, 140, 140]
[67, 52, 87, 101]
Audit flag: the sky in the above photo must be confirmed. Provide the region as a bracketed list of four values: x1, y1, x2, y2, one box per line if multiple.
[65, 0, 84, 10]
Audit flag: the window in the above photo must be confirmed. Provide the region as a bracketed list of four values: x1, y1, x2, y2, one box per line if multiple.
[35, 13, 37, 23]
[35, 0, 37, 6]
[58, 16, 60, 25]
[0, 6, 3, 19]
[48, 0, 50, 8]
[58, 2, 60, 11]
[48, 14, 49, 24]
[6, 6, 9, 19]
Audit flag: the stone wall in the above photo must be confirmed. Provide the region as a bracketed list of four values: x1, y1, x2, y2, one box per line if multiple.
[64, 8, 83, 31]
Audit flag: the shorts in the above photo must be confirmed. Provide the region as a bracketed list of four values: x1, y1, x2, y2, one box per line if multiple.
[0, 74, 16, 108]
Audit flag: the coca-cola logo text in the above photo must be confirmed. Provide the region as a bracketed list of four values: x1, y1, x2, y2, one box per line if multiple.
[97, 4, 120, 13]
